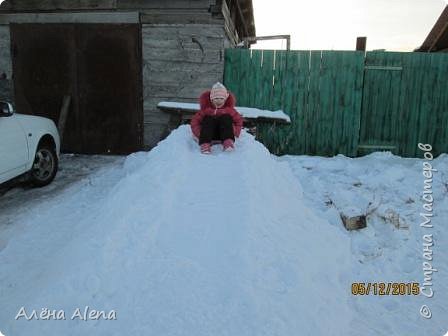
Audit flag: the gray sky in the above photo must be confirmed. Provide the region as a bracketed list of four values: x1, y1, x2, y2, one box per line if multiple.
[252, 0, 447, 51]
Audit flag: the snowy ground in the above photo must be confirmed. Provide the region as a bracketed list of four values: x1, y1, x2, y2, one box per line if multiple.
[0, 125, 446, 336]
[279, 152, 448, 335]
[0, 154, 125, 252]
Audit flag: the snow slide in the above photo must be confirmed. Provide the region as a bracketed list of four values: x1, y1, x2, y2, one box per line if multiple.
[0, 126, 351, 336]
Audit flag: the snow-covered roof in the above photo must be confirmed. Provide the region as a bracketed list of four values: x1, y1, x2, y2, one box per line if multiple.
[157, 101, 291, 124]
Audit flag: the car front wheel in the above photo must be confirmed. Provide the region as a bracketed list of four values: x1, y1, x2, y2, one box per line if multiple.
[30, 143, 58, 187]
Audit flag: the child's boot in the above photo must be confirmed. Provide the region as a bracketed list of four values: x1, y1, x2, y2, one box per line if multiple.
[200, 143, 212, 154]
[222, 139, 234, 152]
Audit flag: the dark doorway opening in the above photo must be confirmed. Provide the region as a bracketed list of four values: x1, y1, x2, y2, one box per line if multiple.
[11, 23, 143, 154]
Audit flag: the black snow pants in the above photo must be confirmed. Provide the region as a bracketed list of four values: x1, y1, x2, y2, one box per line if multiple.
[199, 114, 235, 145]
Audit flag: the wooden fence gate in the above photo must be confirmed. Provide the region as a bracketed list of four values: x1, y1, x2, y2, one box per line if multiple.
[223, 49, 448, 157]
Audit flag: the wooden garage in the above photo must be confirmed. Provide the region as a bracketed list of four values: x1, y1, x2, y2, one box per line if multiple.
[0, 0, 255, 153]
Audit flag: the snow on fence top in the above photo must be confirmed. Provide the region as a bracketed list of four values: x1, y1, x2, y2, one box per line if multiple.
[157, 101, 291, 123]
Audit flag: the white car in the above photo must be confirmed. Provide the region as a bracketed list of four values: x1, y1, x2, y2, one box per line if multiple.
[0, 101, 60, 187]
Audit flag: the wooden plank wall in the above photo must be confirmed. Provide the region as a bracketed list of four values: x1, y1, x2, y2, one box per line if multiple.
[224, 49, 448, 157]
[224, 49, 365, 157]
[221, 0, 239, 47]
[0, 25, 12, 101]
[142, 24, 226, 149]
[0, 0, 212, 11]
[0, 0, 117, 10]
[0, 0, 242, 150]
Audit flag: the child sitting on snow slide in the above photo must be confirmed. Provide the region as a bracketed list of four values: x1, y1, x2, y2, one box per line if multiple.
[191, 82, 243, 154]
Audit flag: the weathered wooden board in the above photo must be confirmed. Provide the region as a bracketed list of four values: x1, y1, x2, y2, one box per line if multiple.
[142, 23, 226, 148]
[142, 24, 224, 38]
[144, 60, 223, 73]
[117, 0, 211, 10]
[143, 37, 223, 50]
[140, 11, 219, 25]
[223, 48, 241, 97]
[247, 50, 261, 107]
[0, 12, 139, 24]
[3, 0, 117, 10]
[319, 50, 363, 157]
[225, 49, 366, 156]
[0, 0, 211, 11]
[144, 82, 222, 99]
[144, 48, 223, 64]
[145, 69, 223, 87]
[221, 0, 239, 46]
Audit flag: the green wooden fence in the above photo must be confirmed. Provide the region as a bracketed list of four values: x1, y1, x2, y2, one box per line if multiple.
[223, 49, 448, 157]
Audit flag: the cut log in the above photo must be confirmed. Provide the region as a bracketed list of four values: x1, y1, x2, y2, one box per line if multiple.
[327, 195, 368, 231]
[340, 213, 367, 231]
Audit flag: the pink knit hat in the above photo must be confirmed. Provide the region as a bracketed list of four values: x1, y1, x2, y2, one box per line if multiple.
[210, 82, 229, 100]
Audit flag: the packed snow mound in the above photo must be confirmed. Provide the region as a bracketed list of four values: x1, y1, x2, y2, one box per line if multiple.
[282, 152, 448, 336]
[0, 126, 350, 336]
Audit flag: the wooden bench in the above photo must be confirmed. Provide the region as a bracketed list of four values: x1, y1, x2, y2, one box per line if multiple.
[157, 101, 291, 137]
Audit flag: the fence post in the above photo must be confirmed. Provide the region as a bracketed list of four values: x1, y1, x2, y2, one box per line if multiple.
[356, 37, 367, 51]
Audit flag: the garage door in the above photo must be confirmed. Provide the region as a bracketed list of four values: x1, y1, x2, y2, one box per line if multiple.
[11, 23, 143, 154]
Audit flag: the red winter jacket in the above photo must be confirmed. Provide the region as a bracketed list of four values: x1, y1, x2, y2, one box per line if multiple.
[191, 91, 244, 139]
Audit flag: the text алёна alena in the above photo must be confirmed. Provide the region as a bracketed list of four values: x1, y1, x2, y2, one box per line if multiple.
[15, 306, 117, 321]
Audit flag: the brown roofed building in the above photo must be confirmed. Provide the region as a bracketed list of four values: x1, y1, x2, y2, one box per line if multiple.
[415, 5, 448, 52]
[0, 0, 255, 153]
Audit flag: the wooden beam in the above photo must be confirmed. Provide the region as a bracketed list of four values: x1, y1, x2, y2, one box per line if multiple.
[357, 144, 397, 149]
[117, 0, 211, 9]
[428, 19, 448, 52]
[232, 0, 249, 38]
[244, 35, 291, 50]
[0, 12, 139, 24]
[0, 0, 116, 11]
[364, 66, 402, 71]
[209, 0, 223, 14]
[356, 36, 367, 51]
